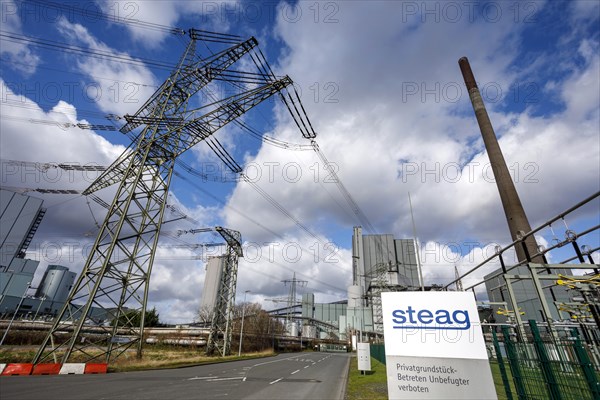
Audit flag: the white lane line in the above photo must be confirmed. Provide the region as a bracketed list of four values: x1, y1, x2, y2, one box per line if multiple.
[269, 378, 283, 385]
[252, 355, 302, 368]
[291, 369, 300, 375]
[208, 377, 245, 382]
[304, 365, 310, 369]
[187, 376, 214, 380]
[243, 377, 247, 382]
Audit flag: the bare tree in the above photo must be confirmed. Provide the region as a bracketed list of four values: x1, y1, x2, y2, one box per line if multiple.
[196, 305, 214, 327]
[232, 303, 285, 352]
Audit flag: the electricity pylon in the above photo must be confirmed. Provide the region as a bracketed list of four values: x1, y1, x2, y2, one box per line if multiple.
[283, 273, 307, 335]
[34, 29, 295, 364]
[205, 227, 243, 356]
[166, 225, 243, 356]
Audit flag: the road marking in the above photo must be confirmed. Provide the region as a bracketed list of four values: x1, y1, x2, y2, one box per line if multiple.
[187, 376, 214, 380]
[304, 365, 310, 369]
[291, 369, 300, 375]
[269, 378, 283, 385]
[243, 377, 247, 382]
[208, 377, 245, 382]
[252, 355, 303, 368]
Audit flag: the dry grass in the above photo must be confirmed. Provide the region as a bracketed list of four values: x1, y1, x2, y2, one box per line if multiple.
[110, 348, 276, 372]
[0, 345, 275, 372]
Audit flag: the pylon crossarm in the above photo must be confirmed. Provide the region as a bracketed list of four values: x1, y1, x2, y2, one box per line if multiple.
[215, 227, 243, 256]
[120, 37, 258, 134]
[171, 77, 293, 154]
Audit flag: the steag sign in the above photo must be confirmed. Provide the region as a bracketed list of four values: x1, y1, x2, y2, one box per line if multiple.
[381, 292, 497, 399]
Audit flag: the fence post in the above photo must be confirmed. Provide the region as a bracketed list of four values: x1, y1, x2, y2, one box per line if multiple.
[492, 329, 513, 400]
[502, 325, 527, 399]
[571, 328, 600, 399]
[529, 320, 562, 400]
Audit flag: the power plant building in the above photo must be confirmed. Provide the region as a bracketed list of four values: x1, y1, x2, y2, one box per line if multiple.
[35, 265, 75, 303]
[1, 188, 45, 272]
[0, 189, 45, 316]
[0, 189, 81, 319]
[295, 227, 420, 340]
[200, 255, 226, 313]
[352, 226, 419, 296]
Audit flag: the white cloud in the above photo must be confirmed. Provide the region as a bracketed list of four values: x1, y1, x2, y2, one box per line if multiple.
[0, 77, 128, 292]
[0, 0, 40, 75]
[0, 78, 124, 169]
[221, 1, 599, 302]
[3, 1, 597, 321]
[55, 17, 158, 115]
[95, 0, 240, 47]
[571, 0, 600, 22]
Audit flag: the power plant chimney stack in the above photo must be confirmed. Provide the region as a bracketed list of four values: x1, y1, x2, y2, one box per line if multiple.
[459, 57, 541, 263]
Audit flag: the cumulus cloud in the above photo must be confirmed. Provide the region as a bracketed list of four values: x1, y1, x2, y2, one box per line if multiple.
[95, 0, 240, 47]
[55, 17, 159, 115]
[0, 77, 128, 289]
[221, 1, 599, 304]
[0, 0, 40, 75]
[2, 1, 597, 323]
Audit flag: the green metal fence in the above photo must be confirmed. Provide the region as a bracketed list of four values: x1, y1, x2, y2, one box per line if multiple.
[491, 320, 600, 400]
[370, 343, 386, 365]
[369, 321, 599, 399]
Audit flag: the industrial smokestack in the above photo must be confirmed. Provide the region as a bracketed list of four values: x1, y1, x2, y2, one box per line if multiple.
[459, 57, 541, 263]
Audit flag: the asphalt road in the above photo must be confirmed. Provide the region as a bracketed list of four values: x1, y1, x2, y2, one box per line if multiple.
[0, 352, 351, 400]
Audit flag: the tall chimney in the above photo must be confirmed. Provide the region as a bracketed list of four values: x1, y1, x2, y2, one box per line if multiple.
[459, 57, 541, 263]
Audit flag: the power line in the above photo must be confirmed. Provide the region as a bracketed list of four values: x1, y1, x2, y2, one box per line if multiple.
[0, 30, 175, 71]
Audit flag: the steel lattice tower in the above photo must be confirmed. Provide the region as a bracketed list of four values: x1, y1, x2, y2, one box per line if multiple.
[205, 227, 243, 356]
[33, 30, 296, 364]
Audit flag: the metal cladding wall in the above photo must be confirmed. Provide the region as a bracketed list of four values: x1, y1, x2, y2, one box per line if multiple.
[0, 259, 38, 309]
[35, 265, 76, 303]
[362, 234, 397, 277]
[301, 292, 315, 318]
[394, 239, 419, 288]
[200, 256, 226, 312]
[0, 272, 31, 298]
[0, 189, 44, 266]
[352, 229, 420, 293]
[313, 303, 347, 324]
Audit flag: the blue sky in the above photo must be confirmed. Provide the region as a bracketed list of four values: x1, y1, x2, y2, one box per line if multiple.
[1, 0, 599, 323]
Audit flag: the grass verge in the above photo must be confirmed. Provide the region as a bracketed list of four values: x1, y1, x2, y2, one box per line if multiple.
[344, 357, 518, 400]
[0, 346, 275, 373]
[345, 355, 388, 400]
[109, 348, 275, 372]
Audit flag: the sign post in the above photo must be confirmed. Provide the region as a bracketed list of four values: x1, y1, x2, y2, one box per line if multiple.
[381, 292, 497, 399]
[357, 342, 371, 374]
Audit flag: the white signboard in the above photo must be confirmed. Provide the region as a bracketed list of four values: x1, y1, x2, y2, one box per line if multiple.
[381, 292, 497, 399]
[357, 342, 371, 372]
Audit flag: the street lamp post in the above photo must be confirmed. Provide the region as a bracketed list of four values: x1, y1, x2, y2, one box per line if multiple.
[33, 296, 46, 321]
[1, 281, 31, 345]
[238, 290, 250, 357]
